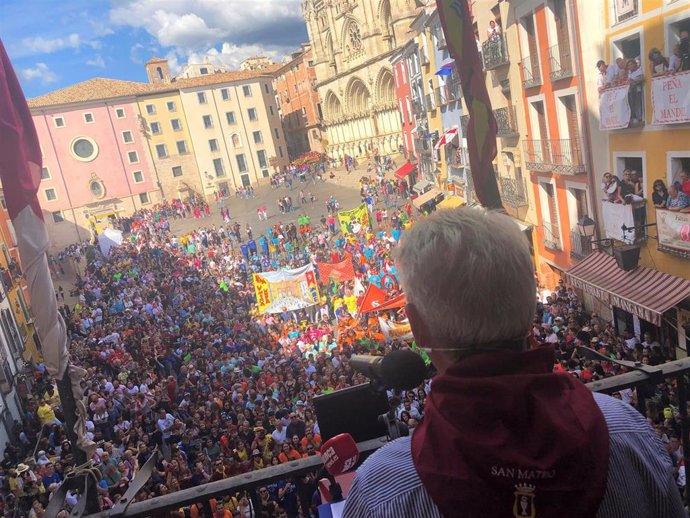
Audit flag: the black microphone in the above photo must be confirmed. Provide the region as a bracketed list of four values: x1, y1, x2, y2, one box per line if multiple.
[350, 349, 427, 391]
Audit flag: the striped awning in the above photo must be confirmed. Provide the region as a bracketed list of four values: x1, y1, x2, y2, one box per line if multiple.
[565, 252, 690, 326]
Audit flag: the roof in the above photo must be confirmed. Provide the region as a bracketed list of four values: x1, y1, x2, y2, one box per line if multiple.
[146, 57, 167, 64]
[565, 251, 690, 326]
[28, 65, 283, 109]
[413, 188, 444, 209]
[28, 78, 156, 108]
[394, 162, 416, 180]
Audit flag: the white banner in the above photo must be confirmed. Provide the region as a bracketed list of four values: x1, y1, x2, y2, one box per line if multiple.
[651, 71, 690, 125]
[599, 84, 631, 130]
[601, 201, 635, 243]
[656, 208, 690, 256]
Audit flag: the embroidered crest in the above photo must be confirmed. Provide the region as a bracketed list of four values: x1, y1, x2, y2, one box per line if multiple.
[513, 484, 536, 518]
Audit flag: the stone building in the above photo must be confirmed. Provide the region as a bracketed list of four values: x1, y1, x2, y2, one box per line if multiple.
[302, 0, 420, 161]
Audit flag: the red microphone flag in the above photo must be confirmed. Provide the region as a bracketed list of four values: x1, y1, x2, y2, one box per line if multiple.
[437, 0, 503, 210]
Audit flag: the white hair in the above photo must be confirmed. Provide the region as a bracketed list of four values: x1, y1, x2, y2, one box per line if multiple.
[395, 207, 535, 348]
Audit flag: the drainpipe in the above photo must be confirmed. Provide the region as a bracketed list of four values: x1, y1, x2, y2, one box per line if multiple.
[570, 0, 602, 233]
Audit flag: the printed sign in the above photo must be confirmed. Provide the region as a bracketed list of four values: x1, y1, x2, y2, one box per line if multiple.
[651, 71, 690, 125]
[656, 208, 690, 257]
[253, 264, 321, 314]
[599, 84, 631, 130]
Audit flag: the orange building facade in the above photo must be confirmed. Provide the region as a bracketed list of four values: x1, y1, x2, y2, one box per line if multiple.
[513, 0, 595, 288]
[272, 44, 325, 161]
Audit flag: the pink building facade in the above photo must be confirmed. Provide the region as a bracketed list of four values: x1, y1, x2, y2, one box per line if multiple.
[31, 94, 160, 249]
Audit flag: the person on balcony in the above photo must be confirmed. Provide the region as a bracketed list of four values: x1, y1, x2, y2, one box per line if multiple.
[666, 184, 690, 213]
[669, 44, 683, 74]
[677, 169, 690, 197]
[624, 59, 644, 84]
[679, 29, 690, 72]
[648, 48, 669, 77]
[652, 180, 669, 208]
[596, 60, 617, 92]
[486, 20, 502, 41]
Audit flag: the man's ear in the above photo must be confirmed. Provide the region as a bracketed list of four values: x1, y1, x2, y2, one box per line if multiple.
[405, 302, 432, 349]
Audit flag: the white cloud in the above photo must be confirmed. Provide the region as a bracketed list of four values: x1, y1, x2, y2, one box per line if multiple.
[21, 33, 82, 54]
[186, 42, 290, 71]
[19, 63, 58, 85]
[109, 0, 304, 51]
[86, 55, 106, 68]
[130, 43, 145, 64]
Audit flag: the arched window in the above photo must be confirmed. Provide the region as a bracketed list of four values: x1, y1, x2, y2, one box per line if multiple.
[156, 66, 163, 80]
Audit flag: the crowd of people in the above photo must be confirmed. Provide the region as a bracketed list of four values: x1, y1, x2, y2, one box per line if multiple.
[601, 167, 690, 213]
[0, 179, 686, 516]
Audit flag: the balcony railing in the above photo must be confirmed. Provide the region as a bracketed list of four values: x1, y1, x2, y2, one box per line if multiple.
[412, 97, 425, 115]
[414, 137, 432, 157]
[425, 92, 437, 111]
[499, 176, 529, 208]
[460, 114, 469, 136]
[542, 221, 562, 250]
[570, 230, 593, 260]
[482, 34, 509, 70]
[521, 55, 542, 88]
[548, 43, 573, 82]
[627, 82, 645, 128]
[494, 106, 519, 137]
[522, 138, 586, 175]
[447, 146, 469, 169]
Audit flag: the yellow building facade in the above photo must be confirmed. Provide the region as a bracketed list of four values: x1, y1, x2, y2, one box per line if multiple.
[135, 90, 205, 201]
[598, 0, 690, 280]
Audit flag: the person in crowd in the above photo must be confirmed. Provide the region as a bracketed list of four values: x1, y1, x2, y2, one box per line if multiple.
[343, 207, 684, 518]
[669, 44, 683, 73]
[677, 168, 690, 197]
[487, 20, 502, 40]
[597, 60, 618, 91]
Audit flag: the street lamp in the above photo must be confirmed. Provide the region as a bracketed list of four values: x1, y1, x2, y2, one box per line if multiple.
[577, 215, 596, 239]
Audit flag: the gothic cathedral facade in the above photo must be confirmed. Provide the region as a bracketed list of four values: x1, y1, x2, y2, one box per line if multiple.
[302, 0, 419, 161]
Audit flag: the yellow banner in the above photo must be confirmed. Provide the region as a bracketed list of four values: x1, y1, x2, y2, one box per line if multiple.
[253, 265, 321, 314]
[337, 204, 369, 234]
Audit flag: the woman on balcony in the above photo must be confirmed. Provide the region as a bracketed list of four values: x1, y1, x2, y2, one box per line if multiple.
[652, 180, 669, 208]
[648, 48, 669, 77]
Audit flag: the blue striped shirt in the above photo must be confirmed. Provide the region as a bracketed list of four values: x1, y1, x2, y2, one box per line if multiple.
[342, 393, 685, 517]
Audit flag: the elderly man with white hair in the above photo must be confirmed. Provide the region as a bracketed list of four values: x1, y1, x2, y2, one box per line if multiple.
[343, 207, 683, 518]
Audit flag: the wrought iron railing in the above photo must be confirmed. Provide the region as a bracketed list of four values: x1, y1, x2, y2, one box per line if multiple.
[523, 138, 586, 175]
[412, 97, 425, 115]
[499, 176, 529, 207]
[570, 229, 593, 259]
[460, 115, 469, 136]
[447, 146, 469, 168]
[627, 82, 645, 128]
[425, 92, 437, 111]
[542, 220, 562, 250]
[494, 106, 519, 137]
[521, 55, 542, 88]
[482, 34, 509, 70]
[548, 43, 573, 81]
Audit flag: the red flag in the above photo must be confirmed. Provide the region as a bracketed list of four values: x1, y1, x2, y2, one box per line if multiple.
[437, 0, 503, 210]
[317, 254, 356, 284]
[357, 284, 387, 314]
[0, 39, 93, 455]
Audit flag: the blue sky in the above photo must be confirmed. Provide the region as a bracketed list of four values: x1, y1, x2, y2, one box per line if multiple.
[1, 0, 308, 99]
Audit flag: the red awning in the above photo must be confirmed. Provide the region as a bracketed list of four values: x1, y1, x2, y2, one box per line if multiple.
[394, 162, 416, 180]
[565, 252, 690, 326]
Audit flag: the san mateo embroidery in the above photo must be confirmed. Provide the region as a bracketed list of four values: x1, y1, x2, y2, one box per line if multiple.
[513, 484, 536, 518]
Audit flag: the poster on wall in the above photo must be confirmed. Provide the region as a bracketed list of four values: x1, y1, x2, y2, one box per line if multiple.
[253, 264, 320, 314]
[599, 84, 631, 130]
[615, 0, 635, 17]
[651, 71, 690, 125]
[656, 209, 690, 257]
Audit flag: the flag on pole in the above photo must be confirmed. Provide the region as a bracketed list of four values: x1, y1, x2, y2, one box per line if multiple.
[0, 39, 93, 455]
[437, 0, 503, 210]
